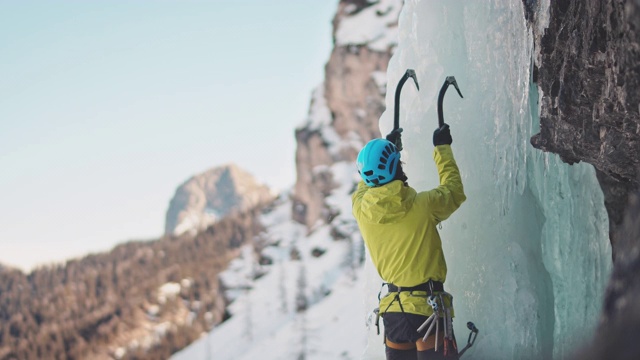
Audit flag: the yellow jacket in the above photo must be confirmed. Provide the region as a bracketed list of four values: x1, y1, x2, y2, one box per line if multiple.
[351, 145, 466, 315]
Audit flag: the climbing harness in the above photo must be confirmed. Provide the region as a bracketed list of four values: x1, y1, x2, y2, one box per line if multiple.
[372, 279, 479, 357]
[373, 280, 443, 336]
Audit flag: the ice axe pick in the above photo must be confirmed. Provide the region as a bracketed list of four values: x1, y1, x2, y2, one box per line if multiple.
[437, 76, 464, 129]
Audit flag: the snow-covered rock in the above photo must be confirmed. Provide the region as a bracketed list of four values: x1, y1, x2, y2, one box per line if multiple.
[292, 0, 403, 230]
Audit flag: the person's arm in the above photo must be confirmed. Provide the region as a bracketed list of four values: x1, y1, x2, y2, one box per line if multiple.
[421, 125, 466, 222]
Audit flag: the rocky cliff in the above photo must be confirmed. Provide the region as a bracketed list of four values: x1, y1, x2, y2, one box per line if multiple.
[530, 0, 640, 259]
[293, 0, 401, 230]
[165, 164, 274, 236]
[528, 0, 640, 352]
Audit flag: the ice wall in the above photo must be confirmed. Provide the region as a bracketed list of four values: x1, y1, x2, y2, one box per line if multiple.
[364, 1, 612, 359]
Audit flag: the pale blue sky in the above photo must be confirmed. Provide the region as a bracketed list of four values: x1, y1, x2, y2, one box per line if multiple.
[0, 1, 337, 271]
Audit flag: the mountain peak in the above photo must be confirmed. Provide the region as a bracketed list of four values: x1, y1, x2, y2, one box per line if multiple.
[165, 163, 275, 236]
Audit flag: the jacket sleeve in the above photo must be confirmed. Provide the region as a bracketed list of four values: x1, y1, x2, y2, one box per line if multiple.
[420, 145, 466, 222]
[351, 180, 368, 217]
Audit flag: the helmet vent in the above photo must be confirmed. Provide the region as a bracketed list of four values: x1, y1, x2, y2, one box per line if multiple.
[378, 164, 386, 170]
[389, 159, 397, 174]
[382, 150, 389, 158]
[364, 170, 374, 176]
[380, 157, 387, 164]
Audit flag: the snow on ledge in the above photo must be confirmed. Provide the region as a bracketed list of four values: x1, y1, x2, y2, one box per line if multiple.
[335, 0, 402, 52]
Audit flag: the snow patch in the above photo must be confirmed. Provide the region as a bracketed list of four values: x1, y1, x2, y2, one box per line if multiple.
[335, 0, 402, 52]
[371, 70, 388, 95]
[157, 282, 181, 304]
[302, 85, 332, 130]
[114, 347, 126, 359]
[147, 304, 160, 317]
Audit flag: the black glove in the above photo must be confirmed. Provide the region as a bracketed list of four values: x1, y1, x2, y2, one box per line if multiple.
[433, 124, 452, 146]
[386, 128, 403, 151]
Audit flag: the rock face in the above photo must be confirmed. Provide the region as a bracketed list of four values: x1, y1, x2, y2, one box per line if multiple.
[165, 164, 274, 236]
[293, 0, 402, 230]
[530, 0, 640, 259]
[573, 189, 640, 359]
[528, 0, 640, 354]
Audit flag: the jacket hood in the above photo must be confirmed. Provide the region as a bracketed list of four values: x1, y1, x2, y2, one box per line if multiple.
[359, 180, 416, 223]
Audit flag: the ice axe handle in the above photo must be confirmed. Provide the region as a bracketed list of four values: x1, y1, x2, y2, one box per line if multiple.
[437, 76, 464, 128]
[393, 69, 420, 132]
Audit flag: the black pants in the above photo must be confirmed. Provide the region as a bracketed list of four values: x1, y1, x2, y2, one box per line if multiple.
[386, 347, 447, 360]
[384, 312, 431, 343]
[383, 312, 458, 360]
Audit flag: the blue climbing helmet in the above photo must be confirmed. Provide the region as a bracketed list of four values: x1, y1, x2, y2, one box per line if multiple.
[356, 138, 400, 187]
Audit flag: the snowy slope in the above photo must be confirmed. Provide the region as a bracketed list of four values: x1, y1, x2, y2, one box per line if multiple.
[170, 1, 401, 359]
[173, 2, 403, 358]
[172, 184, 373, 360]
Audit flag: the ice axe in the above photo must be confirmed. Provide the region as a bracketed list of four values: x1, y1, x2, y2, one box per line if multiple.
[394, 69, 420, 132]
[388, 69, 419, 150]
[437, 76, 464, 129]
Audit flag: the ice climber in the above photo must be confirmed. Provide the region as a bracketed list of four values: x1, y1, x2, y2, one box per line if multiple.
[352, 124, 466, 360]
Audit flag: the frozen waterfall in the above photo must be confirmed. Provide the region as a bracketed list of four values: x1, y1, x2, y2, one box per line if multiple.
[364, 1, 612, 359]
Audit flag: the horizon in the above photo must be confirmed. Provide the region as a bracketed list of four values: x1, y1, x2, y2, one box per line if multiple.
[0, 1, 338, 272]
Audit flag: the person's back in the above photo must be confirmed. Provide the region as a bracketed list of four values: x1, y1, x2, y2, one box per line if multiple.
[352, 125, 465, 359]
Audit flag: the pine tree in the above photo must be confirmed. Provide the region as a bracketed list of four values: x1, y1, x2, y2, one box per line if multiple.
[295, 263, 308, 313]
[278, 263, 288, 314]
